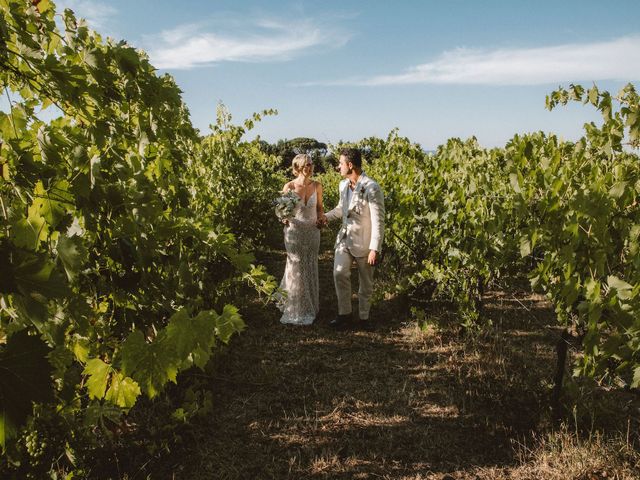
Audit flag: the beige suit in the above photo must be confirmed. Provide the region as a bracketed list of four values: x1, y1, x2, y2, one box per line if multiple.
[325, 173, 385, 319]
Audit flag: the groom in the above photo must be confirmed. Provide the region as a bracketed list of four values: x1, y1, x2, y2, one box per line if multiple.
[318, 148, 385, 329]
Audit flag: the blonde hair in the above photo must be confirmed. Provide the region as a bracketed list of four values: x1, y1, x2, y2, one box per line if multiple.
[292, 153, 312, 176]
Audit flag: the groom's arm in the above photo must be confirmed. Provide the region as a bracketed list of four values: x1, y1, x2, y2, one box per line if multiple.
[324, 182, 344, 222]
[368, 182, 385, 253]
[324, 205, 342, 221]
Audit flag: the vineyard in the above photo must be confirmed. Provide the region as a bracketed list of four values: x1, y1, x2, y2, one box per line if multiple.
[1, 1, 640, 478]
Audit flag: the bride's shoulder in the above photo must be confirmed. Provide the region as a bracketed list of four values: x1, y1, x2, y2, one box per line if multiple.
[282, 181, 294, 192]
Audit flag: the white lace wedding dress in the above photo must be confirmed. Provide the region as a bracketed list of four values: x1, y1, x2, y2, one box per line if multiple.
[278, 189, 320, 325]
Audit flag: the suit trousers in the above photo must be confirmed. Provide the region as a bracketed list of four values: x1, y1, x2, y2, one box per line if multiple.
[334, 244, 375, 319]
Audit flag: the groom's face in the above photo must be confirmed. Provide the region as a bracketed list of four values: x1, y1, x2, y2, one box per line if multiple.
[338, 155, 352, 177]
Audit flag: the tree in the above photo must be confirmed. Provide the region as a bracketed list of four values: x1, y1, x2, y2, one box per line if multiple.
[260, 137, 330, 173]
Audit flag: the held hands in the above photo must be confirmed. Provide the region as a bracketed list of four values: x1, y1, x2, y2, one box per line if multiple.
[316, 214, 328, 229]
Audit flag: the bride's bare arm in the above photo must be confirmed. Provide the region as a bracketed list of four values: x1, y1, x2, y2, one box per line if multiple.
[315, 182, 328, 227]
[316, 182, 325, 216]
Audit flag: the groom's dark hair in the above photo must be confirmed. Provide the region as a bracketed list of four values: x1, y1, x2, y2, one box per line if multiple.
[340, 147, 362, 169]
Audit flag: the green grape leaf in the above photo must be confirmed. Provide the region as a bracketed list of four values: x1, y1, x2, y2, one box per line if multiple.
[190, 310, 219, 368]
[509, 173, 521, 193]
[83, 358, 110, 400]
[0, 330, 54, 450]
[587, 86, 599, 106]
[11, 210, 48, 250]
[164, 309, 195, 361]
[32, 180, 73, 228]
[73, 338, 90, 363]
[609, 181, 627, 199]
[228, 250, 255, 272]
[105, 372, 140, 409]
[36, 128, 63, 165]
[83, 402, 123, 431]
[116, 47, 140, 75]
[632, 366, 640, 389]
[607, 275, 633, 300]
[164, 309, 218, 368]
[13, 255, 69, 300]
[519, 236, 531, 257]
[0, 112, 13, 140]
[120, 330, 178, 398]
[36, 0, 53, 13]
[9, 105, 27, 137]
[12, 294, 48, 331]
[191, 345, 212, 370]
[57, 235, 87, 281]
[214, 305, 245, 344]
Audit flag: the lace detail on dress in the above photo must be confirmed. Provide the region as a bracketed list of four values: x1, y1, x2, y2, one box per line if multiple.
[278, 189, 320, 325]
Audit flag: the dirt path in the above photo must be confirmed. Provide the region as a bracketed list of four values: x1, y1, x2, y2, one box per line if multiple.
[166, 248, 560, 479]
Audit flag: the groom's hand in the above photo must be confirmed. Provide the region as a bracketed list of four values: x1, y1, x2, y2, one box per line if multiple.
[367, 250, 377, 266]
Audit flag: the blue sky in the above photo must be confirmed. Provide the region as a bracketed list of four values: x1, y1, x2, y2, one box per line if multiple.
[53, 1, 640, 148]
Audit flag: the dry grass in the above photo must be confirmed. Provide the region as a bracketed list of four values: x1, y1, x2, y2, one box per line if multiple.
[146, 248, 640, 479]
[476, 428, 640, 479]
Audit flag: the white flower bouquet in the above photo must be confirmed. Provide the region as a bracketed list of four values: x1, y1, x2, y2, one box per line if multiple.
[274, 190, 300, 222]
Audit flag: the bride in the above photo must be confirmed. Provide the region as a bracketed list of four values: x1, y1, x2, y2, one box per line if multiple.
[278, 153, 324, 325]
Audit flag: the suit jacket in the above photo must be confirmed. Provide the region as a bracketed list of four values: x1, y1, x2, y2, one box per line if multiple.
[325, 173, 385, 257]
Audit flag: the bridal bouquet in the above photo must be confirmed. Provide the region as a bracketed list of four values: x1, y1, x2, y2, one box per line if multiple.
[274, 190, 300, 222]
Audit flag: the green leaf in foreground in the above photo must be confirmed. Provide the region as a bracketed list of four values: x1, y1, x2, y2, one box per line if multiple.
[120, 330, 178, 399]
[215, 305, 245, 344]
[11, 211, 48, 250]
[105, 372, 141, 409]
[165, 309, 217, 368]
[82, 357, 141, 408]
[57, 235, 87, 281]
[632, 366, 640, 389]
[83, 358, 110, 400]
[608, 275, 633, 301]
[0, 330, 53, 450]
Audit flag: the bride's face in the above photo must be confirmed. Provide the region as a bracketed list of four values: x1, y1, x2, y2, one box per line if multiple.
[301, 159, 314, 177]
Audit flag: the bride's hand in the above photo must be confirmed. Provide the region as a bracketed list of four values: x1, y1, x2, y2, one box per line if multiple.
[316, 214, 327, 228]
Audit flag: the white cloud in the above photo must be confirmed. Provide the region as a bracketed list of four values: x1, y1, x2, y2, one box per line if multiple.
[145, 18, 349, 70]
[55, 0, 117, 30]
[305, 35, 640, 86]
